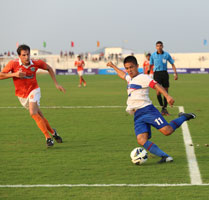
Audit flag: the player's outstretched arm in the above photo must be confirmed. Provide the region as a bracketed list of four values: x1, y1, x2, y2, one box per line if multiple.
[0, 71, 26, 80]
[46, 64, 66, 93]
[154, 83, 175, 106]
[107, 62, 126, 80]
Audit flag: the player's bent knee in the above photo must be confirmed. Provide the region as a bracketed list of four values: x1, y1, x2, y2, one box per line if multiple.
[137, 134, 148, 146]
[164, 132, 172, 136]
[30, 111, 38, 117]
[159, 125, 174, 136]
[137, 139, 146, 146]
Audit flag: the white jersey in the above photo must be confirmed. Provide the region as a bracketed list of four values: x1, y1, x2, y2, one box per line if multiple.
[125, 74, 157, 115]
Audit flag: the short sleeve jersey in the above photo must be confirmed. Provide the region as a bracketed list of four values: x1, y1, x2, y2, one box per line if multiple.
[125, 74, 157, 114]
[2, 59, 47, 98]
[149, 51, 174, 72]
[74, 60, 84, 71]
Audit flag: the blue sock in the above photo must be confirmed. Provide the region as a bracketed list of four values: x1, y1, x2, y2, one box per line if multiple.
[143, 140, 169, 157]
[169, 115, 187, 131]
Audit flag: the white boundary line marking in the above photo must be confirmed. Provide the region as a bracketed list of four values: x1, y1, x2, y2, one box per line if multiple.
[179, 106, 202, 185]
[0, 105, 180, 109]
[0, 106, 125, 109]
[0, 183, 209, 188]
[0, 106, 204, 187]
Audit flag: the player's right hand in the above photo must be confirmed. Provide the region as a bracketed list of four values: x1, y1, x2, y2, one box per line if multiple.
[14, 71, 26, 78]
[56, 84, 66, 93]
[167, 96, 175, 107]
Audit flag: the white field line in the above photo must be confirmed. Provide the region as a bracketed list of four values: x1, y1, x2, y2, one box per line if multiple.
[0, 183, 209, 188]
[0, 105, 180, 109]
[0, 106, 125, 109]
[179, 106, 202, 185]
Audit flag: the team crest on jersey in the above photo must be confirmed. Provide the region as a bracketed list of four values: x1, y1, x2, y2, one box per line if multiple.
[30, 67, 35, 72]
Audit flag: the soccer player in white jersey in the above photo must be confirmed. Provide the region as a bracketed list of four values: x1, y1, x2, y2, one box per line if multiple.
[107, 56, 196, 163]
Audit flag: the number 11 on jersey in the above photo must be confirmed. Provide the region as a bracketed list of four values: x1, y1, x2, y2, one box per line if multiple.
[154, 117, 164, 125]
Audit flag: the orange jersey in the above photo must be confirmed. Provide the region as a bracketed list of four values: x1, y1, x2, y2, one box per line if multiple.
[74, 60, 84, 71]
[2, 59, 47, 98]
[143, 60, 154, 75]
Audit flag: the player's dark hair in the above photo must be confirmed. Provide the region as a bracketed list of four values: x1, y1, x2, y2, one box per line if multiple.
[146, 53, 151, 57]
[17, 44, 30, 55]
[124, 56, 138, 65]
[156, 41, 163, 45]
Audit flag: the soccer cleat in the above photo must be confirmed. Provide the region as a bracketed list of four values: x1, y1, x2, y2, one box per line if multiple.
[161, 108, 166, 116]
[158, 156, 173, 164]
[46, 138, 54, 147]
[78, 84, 82, 88]
[163, 108, 170, 116]
[52, 128, 63, 143]
[83, 83, 87, 87]
[178, 112, 196, 120]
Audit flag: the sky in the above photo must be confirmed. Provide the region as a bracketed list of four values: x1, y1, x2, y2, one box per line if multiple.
[1, 0, 209, 54]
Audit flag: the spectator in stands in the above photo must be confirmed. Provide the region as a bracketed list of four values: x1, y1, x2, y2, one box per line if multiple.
[60, 50, 63, 57]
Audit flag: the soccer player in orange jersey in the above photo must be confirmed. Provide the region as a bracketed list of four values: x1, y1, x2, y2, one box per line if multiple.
[143, 53, 154, 78]
[1, 44, 66, 147]
[74, 55, 86, 87]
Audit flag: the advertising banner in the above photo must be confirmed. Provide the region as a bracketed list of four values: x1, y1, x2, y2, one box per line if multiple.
[56, 68, 98, 75]
[98, 68, 143, 75]
[56, 68, 209, 75]
[167, 68, 209, 74]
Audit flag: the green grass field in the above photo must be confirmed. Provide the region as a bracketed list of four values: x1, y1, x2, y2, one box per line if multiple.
[0, 74, 209, 199]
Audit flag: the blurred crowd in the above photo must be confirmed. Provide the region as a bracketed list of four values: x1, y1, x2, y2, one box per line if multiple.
[58, 51, 127, 64]
[0, 51, 16, 57]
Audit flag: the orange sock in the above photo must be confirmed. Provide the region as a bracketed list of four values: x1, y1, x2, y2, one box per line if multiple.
[32, 114, 51, 139]
[82, 78, 86, 84]
[43, 118, 54, 135]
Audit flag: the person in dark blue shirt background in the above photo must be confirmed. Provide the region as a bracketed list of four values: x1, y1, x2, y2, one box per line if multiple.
[149, 41, 178, 116]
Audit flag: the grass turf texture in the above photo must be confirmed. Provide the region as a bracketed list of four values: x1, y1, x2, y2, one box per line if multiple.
[0, 74, 209, 199]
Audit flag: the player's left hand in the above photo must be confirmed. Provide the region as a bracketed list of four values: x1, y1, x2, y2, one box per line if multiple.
[174, 73, 178, 80]
[167, 95, 175, 107]
[107, 62, 115, 68]
[56, 84, 66, 93]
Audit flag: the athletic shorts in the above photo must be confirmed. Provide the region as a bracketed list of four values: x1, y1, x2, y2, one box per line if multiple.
[134, 104, 168, 139]
[77, 70, 84, 76]
[154, 71, 169, 88]
[18, 88, 41, 109]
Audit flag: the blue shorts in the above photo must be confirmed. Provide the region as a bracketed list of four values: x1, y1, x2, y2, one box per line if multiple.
[134, 104, 168, 139]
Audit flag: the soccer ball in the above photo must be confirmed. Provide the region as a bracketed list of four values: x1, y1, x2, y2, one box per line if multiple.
[130, 147, 148, 165]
